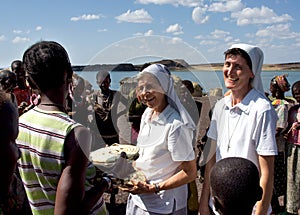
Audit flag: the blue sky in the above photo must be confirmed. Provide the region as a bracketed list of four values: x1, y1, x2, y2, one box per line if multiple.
[1, 0, 300, 68]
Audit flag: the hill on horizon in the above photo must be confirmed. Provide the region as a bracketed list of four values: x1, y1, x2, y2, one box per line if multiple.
[71, 59, 300, 72]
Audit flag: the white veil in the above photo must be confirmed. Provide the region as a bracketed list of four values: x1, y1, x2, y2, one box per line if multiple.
[139, 63, 196, 130]
[229, 43, 264, 93]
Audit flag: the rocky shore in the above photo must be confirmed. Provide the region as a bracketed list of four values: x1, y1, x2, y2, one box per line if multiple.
[71, 60, 300, 73]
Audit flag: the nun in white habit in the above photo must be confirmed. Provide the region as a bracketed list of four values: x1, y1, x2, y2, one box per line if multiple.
[199, 44, 278, 215]
[124, 63, 197, 215]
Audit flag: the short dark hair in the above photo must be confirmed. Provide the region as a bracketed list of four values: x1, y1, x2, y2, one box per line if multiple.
[11, 60, 23, 72]
[224, 48, 252, 71]
[210, 157, 262, 215]
[0, 70, 17, 92]
[292, 81, 300, 92]
[23, 41, 73, 92]
[182, 79, 194, 94]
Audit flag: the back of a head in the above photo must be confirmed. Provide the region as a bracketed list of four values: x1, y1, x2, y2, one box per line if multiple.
[210, 157, 262, 215]
[182, 80, 194, 94]
[22, 41, 73, 92]
[0, 69, 17, 92]
[11, 60, 23, 72]
[96, 70, 110, 82]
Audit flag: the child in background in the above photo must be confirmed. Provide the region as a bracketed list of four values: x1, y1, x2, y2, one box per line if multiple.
[285, 81, 300, 215]
[0, 70, 18, 108]
[269, 75, 290, 214]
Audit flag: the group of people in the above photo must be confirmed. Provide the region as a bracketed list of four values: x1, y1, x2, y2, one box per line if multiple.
[269, 74, 300, 215]
[0, 39, 299, 215]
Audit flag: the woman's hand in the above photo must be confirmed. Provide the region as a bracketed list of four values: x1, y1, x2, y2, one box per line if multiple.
[120, 181, 155, 194]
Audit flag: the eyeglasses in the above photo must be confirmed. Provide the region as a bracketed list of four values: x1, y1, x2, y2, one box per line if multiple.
[136, 84, 154, 94]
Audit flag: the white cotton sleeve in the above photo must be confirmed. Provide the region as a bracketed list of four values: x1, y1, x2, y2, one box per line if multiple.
[168, 121, 195, 161]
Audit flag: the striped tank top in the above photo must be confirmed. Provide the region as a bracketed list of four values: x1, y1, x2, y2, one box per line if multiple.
[17, 107, 107, 215]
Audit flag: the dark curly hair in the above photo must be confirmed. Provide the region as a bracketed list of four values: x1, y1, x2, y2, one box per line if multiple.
[210, 157, 262, 215]
[22, 41, 73, 92]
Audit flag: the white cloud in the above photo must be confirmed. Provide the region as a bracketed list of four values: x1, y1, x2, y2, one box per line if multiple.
[231, 6, 293, 26]
[256, 23, 300, 40]
[144, 29, 154, 36]
[195, 29, 237, 48]
[0, 35, 6, 41]
[115, 9, 153, 23]
[70, 14, 101, 21]
[195, 29, 231, 42]
[134, 29, 154, 36]
[13, 29, 30, 34]
[135, 0, 200, 7]
[36, 26, 42, 31]
[210, 29, 231, 39]
[133, 32, 143, 36]
[12, 36, 30, 44]
[192, 7, 209, 24]
[199, 40, 218, 45]
[165, 23, 183, 35]
[224, 36, 233, 42]
[13, 30, 22, 34]
[97, 29, 108, 32]
[208, 0, 244, 12]
[170, 37, 183, 44]
[223, 17, 230, 21]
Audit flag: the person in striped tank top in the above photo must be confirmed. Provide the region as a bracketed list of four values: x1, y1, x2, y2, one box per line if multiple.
[17, 41, 111, 215]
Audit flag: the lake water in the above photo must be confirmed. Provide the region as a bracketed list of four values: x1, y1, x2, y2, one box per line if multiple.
[75, 70, 300, 97]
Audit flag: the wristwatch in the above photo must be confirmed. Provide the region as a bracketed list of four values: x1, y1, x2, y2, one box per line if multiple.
[154, 183, 160, 194]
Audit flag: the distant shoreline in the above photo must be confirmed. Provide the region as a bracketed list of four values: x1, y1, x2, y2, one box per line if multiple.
[190, 62, 300, 71]
[2, 61, 300, 72]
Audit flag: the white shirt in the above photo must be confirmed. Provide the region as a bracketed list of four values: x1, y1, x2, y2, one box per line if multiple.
[207, 89, 278, 215]
[131, 105, 195, 214]
[208, 89, 278, 167]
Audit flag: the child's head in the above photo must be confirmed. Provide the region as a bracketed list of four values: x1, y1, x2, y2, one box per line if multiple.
[210, 157, 262, 215]
[22, 41, 73, 92]
[0, 70, 16, 93]
[270, 74, 290, 98]
[292, 81, 300, 103]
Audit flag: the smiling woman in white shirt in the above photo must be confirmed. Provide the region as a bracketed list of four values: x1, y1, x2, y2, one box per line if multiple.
[122, 63, 197, 215]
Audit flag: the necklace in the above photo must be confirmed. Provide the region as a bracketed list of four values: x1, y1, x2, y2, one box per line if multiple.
[227, 108, 242, 152]
[39, 103, 67, 113]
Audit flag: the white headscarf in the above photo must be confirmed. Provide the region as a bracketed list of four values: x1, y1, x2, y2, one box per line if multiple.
[139, 63, 196, 130]
[229, 43, 264, 93]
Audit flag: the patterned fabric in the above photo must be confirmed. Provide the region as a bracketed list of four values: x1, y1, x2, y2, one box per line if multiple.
[271, 98, 288, 213]
[272, 99, 288, 152]
[273, 152, 286, 196]
[275, 75, 290, 92]
[93, 89, 119, 146]
[17, 107, 107, 215]
[286, 104, 300, 145]
[286, 143, 300, 214]
[13, 87, 31, 106]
